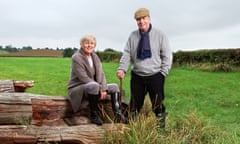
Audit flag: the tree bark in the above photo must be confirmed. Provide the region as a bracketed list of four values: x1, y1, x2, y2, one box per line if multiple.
[0, 93, 57, 124]
[0, 124, 126, 144]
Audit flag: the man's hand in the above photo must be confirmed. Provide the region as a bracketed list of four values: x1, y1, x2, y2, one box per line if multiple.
[116, 70, 125, 79]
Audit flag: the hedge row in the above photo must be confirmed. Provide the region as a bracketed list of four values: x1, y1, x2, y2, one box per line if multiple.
[173, 48, 240, 66]
[96, 48, 240, 67]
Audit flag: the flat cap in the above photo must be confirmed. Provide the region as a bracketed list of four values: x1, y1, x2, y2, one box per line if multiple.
[134, 8, 150, 19]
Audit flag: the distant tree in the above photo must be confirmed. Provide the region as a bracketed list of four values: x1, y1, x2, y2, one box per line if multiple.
[62, 48, 76, 57]
[73, 47, 78, 51]
[22, 46, 32, 51]
[104, 48, 117, 52]
[5, 45, 18, 52]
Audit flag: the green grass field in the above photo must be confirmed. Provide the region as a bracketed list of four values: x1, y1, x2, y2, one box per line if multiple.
[0, 57, 239, 143]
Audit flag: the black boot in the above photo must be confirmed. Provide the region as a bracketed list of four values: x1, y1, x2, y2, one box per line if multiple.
[88, 94, 103, 126]
[156, 112, 168, 129]
[130, 110, 138, 121]
[90, 111, 103, 126]
[111, 92, 127, 123]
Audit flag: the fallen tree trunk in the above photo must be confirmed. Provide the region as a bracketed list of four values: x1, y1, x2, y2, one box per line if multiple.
[0, 92, 128, 125]
[0, 93, 60, 124]
[0, 124, 127, 144]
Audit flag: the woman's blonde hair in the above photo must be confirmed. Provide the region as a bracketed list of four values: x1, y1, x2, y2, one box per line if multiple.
[80, 34, 97, 46]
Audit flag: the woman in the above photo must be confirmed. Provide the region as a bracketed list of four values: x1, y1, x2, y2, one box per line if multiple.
[68, 34, 125, 125]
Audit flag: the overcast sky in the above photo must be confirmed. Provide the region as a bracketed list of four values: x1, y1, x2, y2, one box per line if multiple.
[1, 0, 240, 52]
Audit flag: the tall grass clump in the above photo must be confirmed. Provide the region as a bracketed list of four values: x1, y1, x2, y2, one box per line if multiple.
[103, 98, 239, 144]
[166, 112, 217, 143]
[103, 97, 156, 144]
[103, 112, 239, 144]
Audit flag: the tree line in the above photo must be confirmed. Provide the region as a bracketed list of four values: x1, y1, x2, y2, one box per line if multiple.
[1, 45, 240, 66]
[0, 45, 73, 52]
[0, 45, 33, 52]
[0, 45, 122, 59]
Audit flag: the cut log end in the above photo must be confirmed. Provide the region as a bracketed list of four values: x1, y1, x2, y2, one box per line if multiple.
[0, 80, 34, 93]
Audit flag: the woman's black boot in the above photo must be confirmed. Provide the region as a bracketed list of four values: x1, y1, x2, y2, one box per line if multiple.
[88, 94, 103, 125]
[111, 92, 127, 123]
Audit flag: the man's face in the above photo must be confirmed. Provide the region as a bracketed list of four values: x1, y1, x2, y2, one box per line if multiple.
[136, 16, 150, 32]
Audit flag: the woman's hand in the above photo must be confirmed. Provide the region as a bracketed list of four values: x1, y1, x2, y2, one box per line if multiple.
[99, 90, 107, 100]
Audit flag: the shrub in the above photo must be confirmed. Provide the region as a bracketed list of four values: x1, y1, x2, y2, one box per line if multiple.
[212, 63, 233, 72]
[96, 51, 122, 62]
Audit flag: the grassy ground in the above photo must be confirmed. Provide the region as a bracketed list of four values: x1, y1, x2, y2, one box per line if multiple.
[0, 57, 239, 143]
[0, 57, 70, 96]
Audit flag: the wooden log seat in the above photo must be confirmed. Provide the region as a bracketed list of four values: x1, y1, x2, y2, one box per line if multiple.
[0, 93, 129, 143]
[0, 92, 129, 126]
[31, 95, 129, 126]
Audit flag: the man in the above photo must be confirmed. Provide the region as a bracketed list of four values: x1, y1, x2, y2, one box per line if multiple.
[116, 8, 172, 129]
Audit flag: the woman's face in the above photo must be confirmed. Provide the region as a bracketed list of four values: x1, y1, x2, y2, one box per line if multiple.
[136, 16, 150, 32]
[81, 39, 96, 56]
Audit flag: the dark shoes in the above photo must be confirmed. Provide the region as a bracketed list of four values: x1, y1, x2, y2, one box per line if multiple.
[89, 92, 128, 125]
[114, 111, 128, 124]
[88, 94, 103, 126]
[130, 111, 138, 121]
[156, 112, 168, 129]
[91, 111, 103, 126]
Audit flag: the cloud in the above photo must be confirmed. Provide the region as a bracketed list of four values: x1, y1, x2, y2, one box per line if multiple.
[1, 0, 240, 51]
